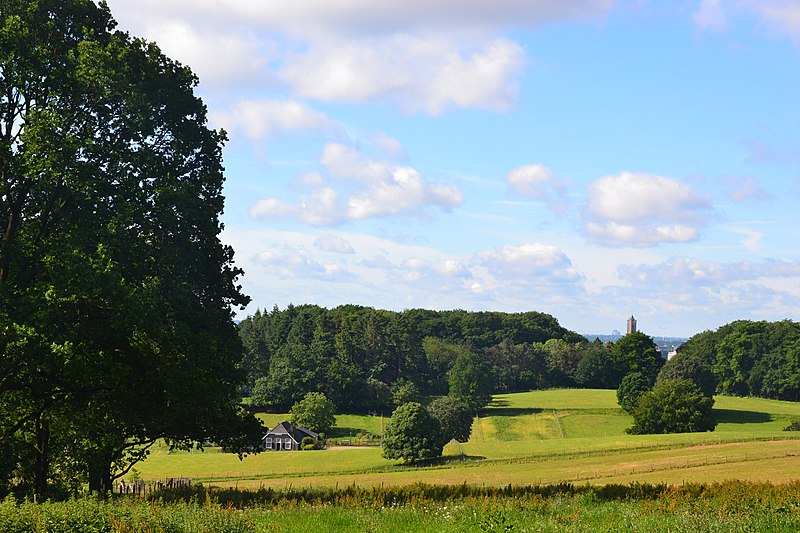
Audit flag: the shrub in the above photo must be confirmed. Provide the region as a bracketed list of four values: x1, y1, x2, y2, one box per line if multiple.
[783, 418, 800, 431]
[627, 379, 716, 434]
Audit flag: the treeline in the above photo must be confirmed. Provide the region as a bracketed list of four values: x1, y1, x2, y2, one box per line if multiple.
[679, 319, 800, 401]
[238, 305, 611, 412]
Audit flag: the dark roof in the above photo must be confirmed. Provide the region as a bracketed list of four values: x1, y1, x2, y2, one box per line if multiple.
[263, 421, 319, 442]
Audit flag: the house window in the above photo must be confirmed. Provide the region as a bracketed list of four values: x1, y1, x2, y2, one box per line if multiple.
[265, 437, 272, 450]
[284, 438, 292, 450]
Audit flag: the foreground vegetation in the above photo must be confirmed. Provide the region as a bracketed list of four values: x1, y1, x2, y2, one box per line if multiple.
[3, 481, 800, 532]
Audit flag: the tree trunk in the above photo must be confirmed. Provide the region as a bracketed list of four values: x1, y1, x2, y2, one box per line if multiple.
[88, 456, 113, 496]
[32, 418, 50, 502]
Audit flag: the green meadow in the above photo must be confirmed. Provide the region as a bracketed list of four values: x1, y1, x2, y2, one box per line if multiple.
[133, 390, 800, 490]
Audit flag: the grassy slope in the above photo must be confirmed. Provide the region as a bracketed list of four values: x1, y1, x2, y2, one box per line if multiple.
[135, 389, 800, 488]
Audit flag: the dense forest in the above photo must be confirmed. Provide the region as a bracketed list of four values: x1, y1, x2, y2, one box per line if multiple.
[241, 308, 800, 412]
[678, 319, 800, 401]
[238, 304, 617, 412]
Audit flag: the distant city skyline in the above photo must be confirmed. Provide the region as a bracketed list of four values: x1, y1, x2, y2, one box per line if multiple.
[106, 1, 800, 338]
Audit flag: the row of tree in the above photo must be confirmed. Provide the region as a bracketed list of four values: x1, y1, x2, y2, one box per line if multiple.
[678, 320, 800, 401]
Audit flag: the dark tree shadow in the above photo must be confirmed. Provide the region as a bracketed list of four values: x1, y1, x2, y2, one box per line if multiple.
[402, 454, 487, 468]
[714, 409, 772, 424]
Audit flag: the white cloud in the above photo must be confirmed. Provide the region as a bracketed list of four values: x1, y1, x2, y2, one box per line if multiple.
[369, 132, 407, 158]
[505, 164, 568, 212]
[347, 167, 463, 219]
[250, 144, 463, 225]
[314, 234, 356, 254]
[254, 246, 355, 281]
[472, 243, 581, 282]
[281, 36, 525, 113]
[211, 99, 338, 141]
[583, 172, 712, 246]
[108, 0, 614, 37]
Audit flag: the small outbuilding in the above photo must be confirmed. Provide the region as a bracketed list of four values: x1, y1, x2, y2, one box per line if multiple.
[262, 421, 319, 451]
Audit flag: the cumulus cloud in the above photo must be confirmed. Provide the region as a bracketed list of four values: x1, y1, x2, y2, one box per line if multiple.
[105, 0, 615, 113]
[314, 234, 356, 254]
[583, 172, 712, 246]
[505, 164, 567, 211]
[472, 243, 581, 282]
[282, 36, 525, 114]
[211, 99, 338, 140]
[249, 143, 463, 225]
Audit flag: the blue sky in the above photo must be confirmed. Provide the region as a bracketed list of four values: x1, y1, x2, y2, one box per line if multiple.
[105, 0, 800, 337]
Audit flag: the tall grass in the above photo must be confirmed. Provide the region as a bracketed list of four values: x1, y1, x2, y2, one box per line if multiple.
[3, 481, 800, 532]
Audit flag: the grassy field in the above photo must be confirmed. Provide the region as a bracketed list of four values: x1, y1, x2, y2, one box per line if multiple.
[133, 389, 800, 490]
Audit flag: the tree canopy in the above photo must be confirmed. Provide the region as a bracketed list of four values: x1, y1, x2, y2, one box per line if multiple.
[0, 0, 260, 499]
[289, 392, 336, 434]
[627, 379, 716, 435]
[381, 402, 442, 463]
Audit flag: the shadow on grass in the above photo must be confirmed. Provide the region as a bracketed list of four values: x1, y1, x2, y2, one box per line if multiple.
[328, 427, 376, 439]
[402, 454, 487, 468]
[714, 409, 772, 424]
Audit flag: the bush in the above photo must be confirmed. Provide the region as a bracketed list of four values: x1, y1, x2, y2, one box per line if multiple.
[783, 418, 800, 431]
[382, 402, 443, 463]
[627, 379, 716, 434]
[617, 372, 651, 413]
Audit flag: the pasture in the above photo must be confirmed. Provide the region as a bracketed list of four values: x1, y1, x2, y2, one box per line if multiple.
[132, 389, 800, 490]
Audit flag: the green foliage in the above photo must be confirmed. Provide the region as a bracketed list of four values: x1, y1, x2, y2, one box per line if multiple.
[238, 306, 585, 412]
[681, 319, 800, 401]
[657, 352, 717, 397]
[0, 0, 261, 499]
[616, 372, 651, 413]
[448, 351, 494, 412]
[783, 419, 800, 431]
[290, 392, 336, 434]
[390, 379, 421, 407]
[612, 332, 665, 383]
[427, 397, 473, 444]
[628, 379, 716, 435]
[574, 340, 624, 389]
[486, 340, 547, 393]
[382, 402, 443, 463]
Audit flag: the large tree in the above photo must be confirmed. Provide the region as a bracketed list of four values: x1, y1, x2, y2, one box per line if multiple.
[0, 0, 260, 498]
[382, 402, 442, 463]
[627, 379, 716, 435]
[448, 351, 494, 412]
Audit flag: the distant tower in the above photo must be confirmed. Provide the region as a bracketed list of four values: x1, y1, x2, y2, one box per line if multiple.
[627, 315, 637, 334]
